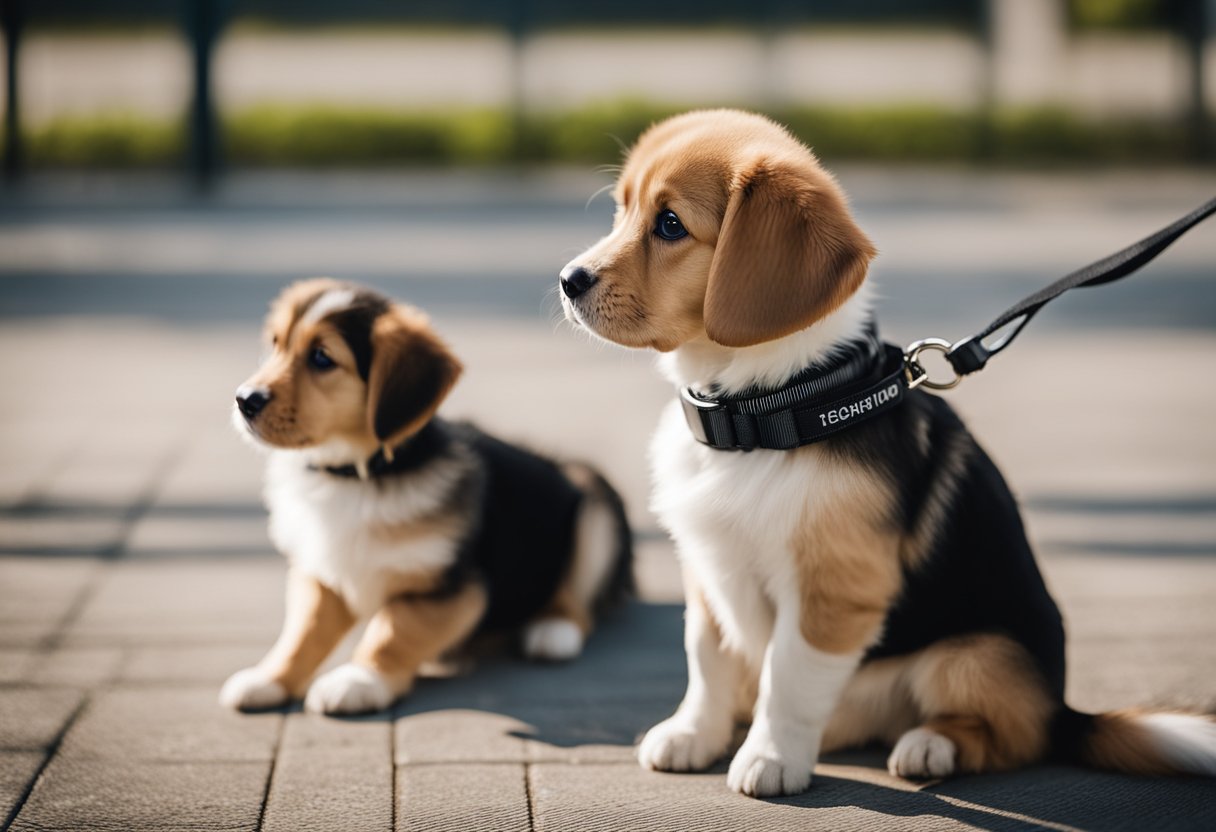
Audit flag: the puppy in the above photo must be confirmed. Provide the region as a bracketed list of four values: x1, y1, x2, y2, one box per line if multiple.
[560, 109, 1216, 796]
[220, 278, 632, 715]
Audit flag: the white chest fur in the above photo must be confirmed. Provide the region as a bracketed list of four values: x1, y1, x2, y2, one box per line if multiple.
[263, 452, 470, 617]
[649, 294, 874, 666]
[651, 400, 844, 664]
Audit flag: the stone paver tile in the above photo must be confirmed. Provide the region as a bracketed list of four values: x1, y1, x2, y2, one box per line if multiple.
[121, 645, 266, 685]
[0, 751, 45, 824]
[1066, 635, 1216, 713]
[524, 763, 967, 832]
[62, 558, 285, 647]
[0, 515, 127, 557]
[396, 603, 686, 715]
[1058, 597, 1216, 642]
[535, 758, 1216, 832]
[0, 649, 36, 683]
[60, 688, 279, 762]
[262, 713, 392, 832]
[519, 700, 679, 764]
[936, 765, 1216, 832]
[0, 557, 100, 647]
[33, 431, 179, 508]
[397, 763, 528, 832]
[0, 689, 82, 751]
[0, 446, 63, 507]
[401, 658, 683, 715]
[1044, 554, 1216, 601]
[395, 709, 529, 764]
[151, 427, 265, 506]
[125, 514, 272, 558]
[1031, 512, 1216, 556]
[9, 757, 269, 832]
[814, 749, 925, 791]
[124, 513, 272, 559]
[27, 647, 124, 688]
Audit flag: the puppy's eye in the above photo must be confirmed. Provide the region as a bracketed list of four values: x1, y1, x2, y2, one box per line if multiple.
[308, 346, 336, 371]
[655, 209, 688, 241]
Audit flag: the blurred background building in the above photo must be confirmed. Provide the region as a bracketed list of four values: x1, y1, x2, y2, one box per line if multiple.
[2, 0, 1214, 180]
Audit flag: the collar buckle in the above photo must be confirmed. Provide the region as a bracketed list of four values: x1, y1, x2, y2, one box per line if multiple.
[680, 389, 761, 451]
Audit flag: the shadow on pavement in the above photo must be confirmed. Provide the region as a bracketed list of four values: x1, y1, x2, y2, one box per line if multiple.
[397, 603, 688, 745]
[380, 601, 1216, 830]
[758, 765, 1215, 831]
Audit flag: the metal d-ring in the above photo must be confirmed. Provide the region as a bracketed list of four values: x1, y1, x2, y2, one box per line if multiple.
[903, 338, 962, 390]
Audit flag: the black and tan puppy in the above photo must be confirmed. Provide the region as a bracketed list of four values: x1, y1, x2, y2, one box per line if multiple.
[559, 109, 1216, 796]
[220, 278, 631, 714]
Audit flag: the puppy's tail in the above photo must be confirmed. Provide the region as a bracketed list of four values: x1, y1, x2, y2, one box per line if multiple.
[1054, 706, 1216, 776]
[562, 461, 635, 613]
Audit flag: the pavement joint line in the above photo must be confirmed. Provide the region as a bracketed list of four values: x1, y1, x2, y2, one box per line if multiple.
[395, 760, 641, 767]
[1, 694, 90, 832]
[255, 713, 287, 832]
[523, 762, 536, 832]
[390, 712, 398, 832]
[934, 793, 1080, 832]
[103, 442, 192, 561]
[35, 559, 107, 654]
[4, 437, 91, 515]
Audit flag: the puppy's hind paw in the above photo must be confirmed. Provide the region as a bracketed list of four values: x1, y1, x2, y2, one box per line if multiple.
[887, 727, 957, 779]
[522, 617, 584, 662]
[638, 716, 730, 773]
[219, 667, 289, 711]
[305, 663, 397, 715]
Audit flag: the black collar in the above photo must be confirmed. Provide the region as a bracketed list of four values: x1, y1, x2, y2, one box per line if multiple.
[308, 420, 451, 479]
[680, 326, 908, 451]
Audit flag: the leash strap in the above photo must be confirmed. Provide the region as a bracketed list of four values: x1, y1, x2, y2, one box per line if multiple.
[682, 197, 1215, 451]
[923, 197, 1216, 383]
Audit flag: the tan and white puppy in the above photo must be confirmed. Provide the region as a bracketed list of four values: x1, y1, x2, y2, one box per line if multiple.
[221, 279, 632, 715]
[559, 109, 1216, 797]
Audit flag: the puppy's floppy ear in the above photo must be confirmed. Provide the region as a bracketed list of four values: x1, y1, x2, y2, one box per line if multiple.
[704, 159, 875, 348]
[366, 308, 463, 447]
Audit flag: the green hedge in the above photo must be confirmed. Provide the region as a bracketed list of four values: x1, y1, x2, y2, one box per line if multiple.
[14, 101, 1194, 168]
[25, 112, 184, 167]
[225, 106, 514, 166]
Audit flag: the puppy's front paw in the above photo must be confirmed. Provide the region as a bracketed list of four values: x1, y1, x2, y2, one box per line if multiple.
[638, 715, 730, 772]
[522, 617, 584, 662]
[305, 663, 396, 715]
[727, 739, 814, 797]
[219, 667, 289, 711]
[887, 727, 956, 779]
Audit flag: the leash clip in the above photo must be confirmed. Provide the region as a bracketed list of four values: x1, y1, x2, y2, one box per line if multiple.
[904, 338, 962, 391]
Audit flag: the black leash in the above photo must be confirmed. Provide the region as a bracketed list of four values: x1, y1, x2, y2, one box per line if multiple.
[904, 196, 1216, 390]
[683, 198, 1215, 452]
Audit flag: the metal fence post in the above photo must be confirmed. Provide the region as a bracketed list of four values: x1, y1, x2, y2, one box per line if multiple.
[504, 1, 535, 163]
[1182, 0, 1213, 161]
[186, 0, 226, 189]
[977, 0, 996, 160]
[2, 0, 23, 182]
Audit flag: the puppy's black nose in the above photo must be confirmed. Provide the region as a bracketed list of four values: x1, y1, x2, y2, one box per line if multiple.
[236, 386, 271, 419]
[560, 266, 598, 299]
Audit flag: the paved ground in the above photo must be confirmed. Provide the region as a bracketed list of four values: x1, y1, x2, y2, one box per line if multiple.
[1, 169, 1215, 830]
